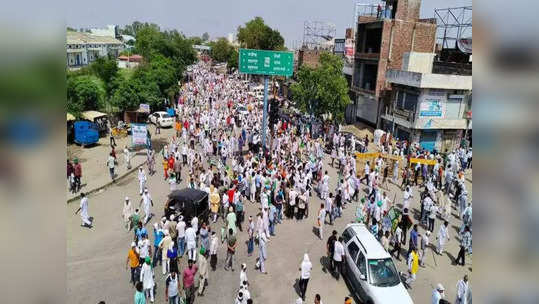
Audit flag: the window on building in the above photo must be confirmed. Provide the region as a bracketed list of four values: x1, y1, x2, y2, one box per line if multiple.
[404, 93, 418, 111]
[446, 97, 463, 119]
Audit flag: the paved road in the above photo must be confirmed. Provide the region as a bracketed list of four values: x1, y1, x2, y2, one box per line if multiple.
[67, 149, 472, 304]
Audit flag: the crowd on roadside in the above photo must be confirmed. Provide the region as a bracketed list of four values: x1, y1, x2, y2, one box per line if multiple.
[75, 61, 471, 304]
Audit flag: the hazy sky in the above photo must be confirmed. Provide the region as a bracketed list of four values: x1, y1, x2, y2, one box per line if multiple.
[66, 0, 471, 48]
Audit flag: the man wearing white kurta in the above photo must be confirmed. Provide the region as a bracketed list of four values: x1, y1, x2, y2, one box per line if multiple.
[140, 257, 155, 302]
[436, 221, 450, 254]
[185, 224, 197, 262]
[455, 275, 469, 304]
[138, 168, 147, 195]
[140, 188, 153, 225]
[76, 193, 92, 227]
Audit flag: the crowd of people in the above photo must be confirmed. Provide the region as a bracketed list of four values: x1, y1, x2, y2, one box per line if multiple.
[75, 61, 472, 304]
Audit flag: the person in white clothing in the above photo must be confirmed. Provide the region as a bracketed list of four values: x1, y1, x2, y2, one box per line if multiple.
[122, 196, 134, 231]
[185, 223, 197, 262]
[239, 263, 248, 287]
[140, 257, 155, 303]
[298, 253, 312, 300]
[437, 221, 450, 254]
[138, 167, 146, 195]
[431, 283, 445, 304]
[455, 275, 469, 304]
[332, 237, 345, 280]
[139, 188, 153, 225]
[75, 192, 92, 228]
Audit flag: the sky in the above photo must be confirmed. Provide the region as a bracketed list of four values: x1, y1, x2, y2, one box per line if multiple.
[66, 0, 472, 48]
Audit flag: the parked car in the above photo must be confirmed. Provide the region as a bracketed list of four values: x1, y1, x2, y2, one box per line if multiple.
[149, 111, 174, 127]
[164, 188, 209, 225]
[341, 223, 413, 304]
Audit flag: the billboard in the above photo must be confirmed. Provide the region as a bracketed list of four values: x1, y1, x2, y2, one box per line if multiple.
[345, 38, 355, 59]
[419, 99, 443, 117]
[131, 123, 148, 146]
[334, 39, 345, 54]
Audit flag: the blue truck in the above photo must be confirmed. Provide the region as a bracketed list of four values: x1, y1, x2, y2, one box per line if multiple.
[73, 121, 99, 146]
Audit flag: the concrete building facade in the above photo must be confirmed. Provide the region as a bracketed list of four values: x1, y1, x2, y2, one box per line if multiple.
[350, 0, 437, 126]
[66, 31, 123, 69]
[380, 52, 472, 152]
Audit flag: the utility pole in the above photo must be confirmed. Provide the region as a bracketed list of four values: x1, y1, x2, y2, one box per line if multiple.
[261, 75, 269, 154]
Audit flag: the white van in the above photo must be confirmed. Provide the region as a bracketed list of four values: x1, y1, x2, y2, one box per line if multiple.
[341, 223, 413, 304]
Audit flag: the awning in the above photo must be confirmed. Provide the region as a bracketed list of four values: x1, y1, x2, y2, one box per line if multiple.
[67, 113, 75, 121]
[81, 110, 107, 122]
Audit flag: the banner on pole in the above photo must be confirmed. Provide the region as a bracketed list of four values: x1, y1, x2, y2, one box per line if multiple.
[131, 123, 148, 146]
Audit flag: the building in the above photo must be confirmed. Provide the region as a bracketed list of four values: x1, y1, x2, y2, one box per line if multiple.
[117, 54, 143, 69]
[350, 0, 437, 127]
[66, 31, 123, 68]
[380, 51, 472, 152]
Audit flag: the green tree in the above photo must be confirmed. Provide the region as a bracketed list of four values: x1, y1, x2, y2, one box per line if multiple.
[237, 17, 285, 50]
[111, 74, 160, 111]
[208, 38, 232, 62]
[189, 36, 203, 46]
[202, 32, 210, 42]
[90, 56, 119, 97]
[227, 48, 239, 69]
[67, 75, 105, 117]
[291, 52, 351, 122]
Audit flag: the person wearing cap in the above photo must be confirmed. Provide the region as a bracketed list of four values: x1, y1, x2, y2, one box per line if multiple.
[432, 283, 445, 304]
[126, 242, 140, 286]
[166, 215, 178, 245]
[152, 223, 164, 268]
[197, 247, 209, 296]
[209, 185, 220, 223]
[139, 188, 154, 225]
[176, 215, 186, 257]
[123, 197, 134, 231]
[158, 229, 172, 275]
[106, 152, 116, 182]
[298, 253, 312, 301]
[138, 233, 152, 266]
[75, 192, 92, 228]
[239, 263, 248, 286]
[138, 167, 146, 196]
[436, 220, 450, 255]
[420, 230, 431, 267]
[140, 257, 155, 303]
[209, 230, 219, 271]
[185, 222, 198, 262]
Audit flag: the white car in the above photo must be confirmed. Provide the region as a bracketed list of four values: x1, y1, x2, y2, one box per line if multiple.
[341, 223, 413, 304]
[149, 111, 174, 128]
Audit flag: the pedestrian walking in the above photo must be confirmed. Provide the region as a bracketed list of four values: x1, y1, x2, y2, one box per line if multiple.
[138, 167, 147, 195]
[317, 204, 326, 240]
[455, 275, 470, 304]
[247, 216, 254, 256]
[126, 242, 140, 286]
[224, 228, 237, 271]
[197, 247, 209, 296]
[75, 192, 92, 228]
[140, 257, 155, 303]
[298, 253, 312, 301]
[123, 196, 134, 231]
[455, 226, 471, 266]
[183, 259, 198, 304]
[333, 236, 345, 280]
[134, 281, 145, 304]
[390, 221, 403, 260]
[436, 221, 450, 255]
[255, 230, 268, 274]
[209, 231, 218, 271]
[139, 188, 154, 225]
[165, 271, 180, 304]
[107, 152, 116, 181]
[124, 146, 132, 170]
[73, 158, 82, 192]
[432, 283, 445, 304]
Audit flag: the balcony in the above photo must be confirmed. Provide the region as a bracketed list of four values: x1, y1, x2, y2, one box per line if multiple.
[355, 52, 380, 60]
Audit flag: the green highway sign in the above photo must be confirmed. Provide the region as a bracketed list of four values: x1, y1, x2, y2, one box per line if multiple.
[239, 48, 294, 76]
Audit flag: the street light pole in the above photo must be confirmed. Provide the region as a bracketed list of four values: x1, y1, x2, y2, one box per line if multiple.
[261, 75, 269, 154]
